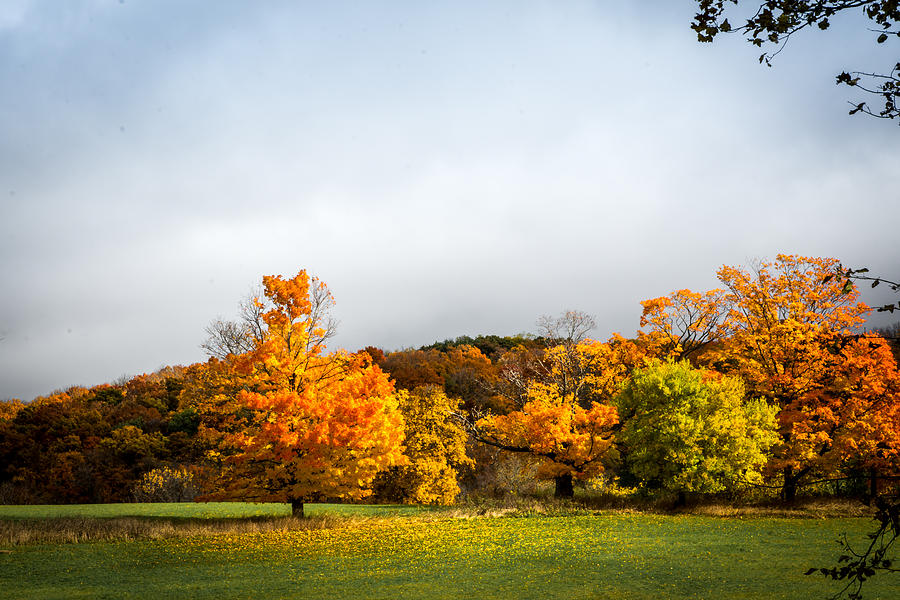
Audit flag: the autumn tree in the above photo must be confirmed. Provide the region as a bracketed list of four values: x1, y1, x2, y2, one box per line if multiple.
[810, 268, 900, 598]
[638, 288, 731, 360]
[374, 385, 473, 504]
[803, 334, 900, 489]
[472, 376, 618, 498]
[692, 1, 900, 122]
[470, 318, 644, 498]
[713, 254, 899, 499]
[616, 360, 779, 501]
[200, 271, 406, 516]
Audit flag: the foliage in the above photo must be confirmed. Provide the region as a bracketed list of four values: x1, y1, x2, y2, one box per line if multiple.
[692, 1, 900, 122]
[374, 386, 473, 504]
[379, 344, 502, 413]
[0, 399, 24, 422]
[472, 339, 627, 497]
[615, 360, 779, 495]
[199, 271, 406, 516]
[638, 288, 731, 360]
[132, 466, 199, 503]
[711, 254, 894, 498]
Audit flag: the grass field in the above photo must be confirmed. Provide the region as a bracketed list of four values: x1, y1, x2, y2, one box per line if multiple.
[0, 502, 439, 520]
[1, 504, 898, 599]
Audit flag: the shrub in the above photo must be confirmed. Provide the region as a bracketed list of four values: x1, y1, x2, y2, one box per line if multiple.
[132, 466, 199, 502]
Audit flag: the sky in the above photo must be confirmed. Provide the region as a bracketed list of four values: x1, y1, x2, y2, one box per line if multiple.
[2, 1, 898, 402]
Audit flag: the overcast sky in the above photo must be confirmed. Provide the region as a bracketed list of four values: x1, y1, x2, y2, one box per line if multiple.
[2, 1, 898, 401]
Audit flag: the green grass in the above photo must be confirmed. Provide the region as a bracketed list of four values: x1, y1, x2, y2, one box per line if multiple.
[0, 502, 437, 520]
[1, 507, 898, 599]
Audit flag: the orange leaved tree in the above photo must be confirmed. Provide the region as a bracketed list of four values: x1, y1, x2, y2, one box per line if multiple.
[714, 254, 900, 500]
[638, 288, 731, 360]
[471, 330, 642, 497]
[202, 271, 405, 516]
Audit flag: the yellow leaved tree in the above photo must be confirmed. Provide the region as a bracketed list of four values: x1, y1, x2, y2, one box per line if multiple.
[374, 385, 473, 504]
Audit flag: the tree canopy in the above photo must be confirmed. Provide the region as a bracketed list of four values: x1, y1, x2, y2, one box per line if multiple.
[616, 360, 779, 497]
[198, 271, 406, 516]
[692, 1, 900, 122]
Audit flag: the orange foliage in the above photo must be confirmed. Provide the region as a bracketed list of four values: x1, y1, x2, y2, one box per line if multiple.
[475, 383, 618, 482]
[711, 254, 899, 496]
[0, 398, 24, 422]
[474, 339, 633, 492]
[638, 288, 730, 359]
[381, 344, 502, 412]
[199, 271, 406, 514]
[780, 334, 900, 477]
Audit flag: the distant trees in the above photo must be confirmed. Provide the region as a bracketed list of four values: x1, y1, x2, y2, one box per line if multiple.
[0, 372, 194, 504]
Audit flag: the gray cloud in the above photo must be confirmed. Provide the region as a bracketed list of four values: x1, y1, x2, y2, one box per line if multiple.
[1, 1, 898, 400]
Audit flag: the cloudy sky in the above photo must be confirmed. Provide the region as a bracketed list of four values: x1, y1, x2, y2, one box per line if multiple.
[2, 1, 898, 401]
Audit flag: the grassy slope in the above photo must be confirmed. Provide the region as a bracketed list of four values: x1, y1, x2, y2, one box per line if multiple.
[1, 511, 898, 599]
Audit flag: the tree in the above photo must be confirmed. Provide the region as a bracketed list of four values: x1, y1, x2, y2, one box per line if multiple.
[638, 288, 731, 360]
[536, 310, 597, 344]
[469, 330, 641, 498]
[809, 268, 900, 599]
[712, 254, 885, 500]
[616, 360, 780, 501]
[472, 376, 619, 498]
[692, 1, 900, 122]
[373, 385, 473, 504]
[200, 271, 406, 516]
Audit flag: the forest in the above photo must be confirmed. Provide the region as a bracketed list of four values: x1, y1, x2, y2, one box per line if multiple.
[2, 253, 898, 519]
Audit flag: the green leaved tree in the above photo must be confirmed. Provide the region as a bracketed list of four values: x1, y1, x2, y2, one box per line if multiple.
[616, 360, 779, 502]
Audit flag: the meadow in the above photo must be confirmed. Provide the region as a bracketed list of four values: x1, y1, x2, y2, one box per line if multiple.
[1, 502, 898, 599]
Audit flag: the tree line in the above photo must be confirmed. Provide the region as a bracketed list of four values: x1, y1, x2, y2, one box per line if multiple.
[1, 254, 899, 517]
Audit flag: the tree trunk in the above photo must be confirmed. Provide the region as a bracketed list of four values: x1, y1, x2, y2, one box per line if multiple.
[554, 474, 574, 499]
[781, 467, 797, 502]
[869, 469, 879, 499]
[291, 499, 304, 518]
[675, 490, 687, 508]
